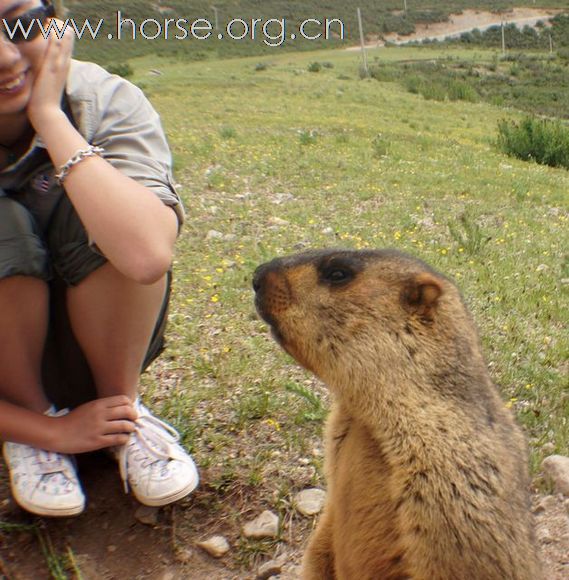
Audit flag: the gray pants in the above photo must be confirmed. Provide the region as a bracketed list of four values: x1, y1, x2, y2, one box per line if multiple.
[0, 193, 169, 409]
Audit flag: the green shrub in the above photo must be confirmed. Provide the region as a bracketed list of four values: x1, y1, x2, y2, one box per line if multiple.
[220, 126, 237, 140]
[369, 65, 402, 83]
[105, 62, 133, 78]
[371, 134, 389, 158]
[497, 116, 569, 170]
[447, 212, 488, 255]
[447, 79, 479, 102]
[420, 82, 447, 101]
[308, 61, 322, 73]
[298, 129, 318, 145]
[405, 75, 424, 94]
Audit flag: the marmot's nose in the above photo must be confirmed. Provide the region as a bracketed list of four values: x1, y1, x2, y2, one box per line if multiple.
[252, 264, 268, 293]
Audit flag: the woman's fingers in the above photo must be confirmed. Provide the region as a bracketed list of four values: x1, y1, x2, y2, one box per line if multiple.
[104, 420, 136, 435]
[105, 403, 138, 422]
[104, 395, 133, 407]
[96, 433, 131, 449]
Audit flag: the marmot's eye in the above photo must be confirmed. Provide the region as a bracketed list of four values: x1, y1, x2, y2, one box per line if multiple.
[322, 268, 354, 285]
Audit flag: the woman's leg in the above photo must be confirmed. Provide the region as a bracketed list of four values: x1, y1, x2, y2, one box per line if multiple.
[0, 196, 51, 412]
[0, 196, 85, 517]
[49, 194, 197, 507]
[0, 275, 50, 412]
[65, 263, 167, 399]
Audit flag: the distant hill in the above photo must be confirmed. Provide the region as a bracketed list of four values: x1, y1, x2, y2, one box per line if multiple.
[64, 1, 568, 64]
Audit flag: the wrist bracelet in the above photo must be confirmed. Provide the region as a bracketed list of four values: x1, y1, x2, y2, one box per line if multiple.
[55, 145, 105, 185]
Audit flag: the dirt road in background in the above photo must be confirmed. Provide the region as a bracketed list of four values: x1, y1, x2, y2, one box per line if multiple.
[346, 8, 564, 49]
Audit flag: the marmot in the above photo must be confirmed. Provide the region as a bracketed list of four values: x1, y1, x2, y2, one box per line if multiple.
[253, 249, 541, 580]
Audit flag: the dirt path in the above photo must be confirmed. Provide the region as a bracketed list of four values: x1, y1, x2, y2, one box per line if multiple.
[346, 8, 563, 49]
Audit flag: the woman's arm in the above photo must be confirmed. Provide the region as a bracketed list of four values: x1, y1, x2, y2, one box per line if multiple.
[0, 396, 137, 453]
[27, 24, 178, 284]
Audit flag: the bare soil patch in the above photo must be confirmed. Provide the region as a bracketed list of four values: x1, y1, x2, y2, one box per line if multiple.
[1, 451, 568, 578]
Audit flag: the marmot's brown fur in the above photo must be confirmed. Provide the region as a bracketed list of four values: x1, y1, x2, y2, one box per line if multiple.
[253, 249, 541, 580]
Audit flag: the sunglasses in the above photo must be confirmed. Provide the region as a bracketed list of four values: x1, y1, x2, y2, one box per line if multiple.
[2, 1, 56, 43]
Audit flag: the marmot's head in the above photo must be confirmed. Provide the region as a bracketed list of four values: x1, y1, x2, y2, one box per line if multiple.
[253, 249, 481, 394]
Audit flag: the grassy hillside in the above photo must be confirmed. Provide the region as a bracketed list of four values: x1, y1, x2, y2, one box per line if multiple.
[120, 47, 569, 570]
[64, 0, 569, 63]
[368, 50, 569, 120]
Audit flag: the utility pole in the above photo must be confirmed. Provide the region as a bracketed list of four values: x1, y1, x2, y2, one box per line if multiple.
[212, 6, 219, 31]
[501, 18, 506, 56]
[549, 33, 553, 54]
[357, 8, 369, 78]
[403, 0, 408, 13]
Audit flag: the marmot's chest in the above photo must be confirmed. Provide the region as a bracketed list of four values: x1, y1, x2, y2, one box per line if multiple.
[327, 415, 410, 578]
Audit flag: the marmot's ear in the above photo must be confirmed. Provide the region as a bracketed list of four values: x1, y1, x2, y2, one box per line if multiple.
[401, 273, 443, 322]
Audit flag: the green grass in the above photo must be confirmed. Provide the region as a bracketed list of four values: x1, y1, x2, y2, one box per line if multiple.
[130, 44, 568, 568]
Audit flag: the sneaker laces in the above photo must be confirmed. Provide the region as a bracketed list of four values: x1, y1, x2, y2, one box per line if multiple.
[30, 407, 76, 482]
[118, 410, 181, 493]
[31, 449, 72, 477]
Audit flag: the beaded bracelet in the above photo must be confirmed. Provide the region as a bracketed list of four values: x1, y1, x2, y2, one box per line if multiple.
[55, 145, 105, 185]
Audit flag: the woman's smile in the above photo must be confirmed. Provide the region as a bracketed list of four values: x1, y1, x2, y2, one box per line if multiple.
[0, 69, 28, 94]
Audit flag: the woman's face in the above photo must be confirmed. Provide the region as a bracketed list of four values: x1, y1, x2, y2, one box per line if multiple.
[0, 0, 51, 119]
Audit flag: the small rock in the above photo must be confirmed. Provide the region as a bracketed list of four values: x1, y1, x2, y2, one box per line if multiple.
[257, 557, 285, 579]
[535, 264, 548, 272]
[206, 230, 224, 240]
[159, 571, 176, 580]
[196, 535, 230, 558]
[268, 216, 290, 226]
[149, 69, 163, 76]
[223, 233, 237, 242]
[243, 510, 279, 539]
[321, 227, 334, 235]
[134, 505, 160, 526]
[532, 495, 557, 514]
[418, 217, 435, 228]
[542, 442, 556, 454]
[542, 455, 569, 496]
[295, 488, 327, 517]
[107, 545, 117, 553]
[271, 192, 295, 205]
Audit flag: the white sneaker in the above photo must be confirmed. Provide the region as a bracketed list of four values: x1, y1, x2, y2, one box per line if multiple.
[114, 400, 199, 507]
[3, 437, 85, 518]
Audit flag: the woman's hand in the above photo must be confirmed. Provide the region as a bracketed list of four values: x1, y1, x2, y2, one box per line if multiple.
[49, 396, 138, 454]
[27, 18, 75, 130]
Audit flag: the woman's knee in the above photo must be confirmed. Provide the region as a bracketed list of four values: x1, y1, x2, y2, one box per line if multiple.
[0, 197, 50, 281]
